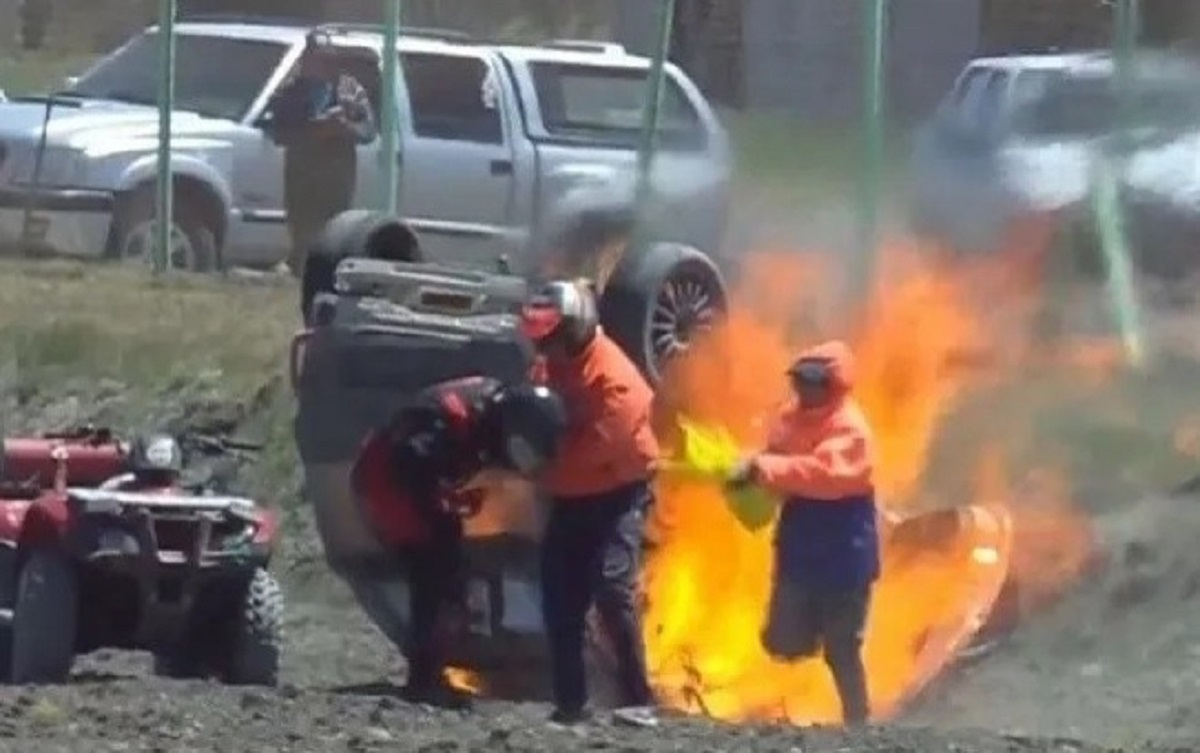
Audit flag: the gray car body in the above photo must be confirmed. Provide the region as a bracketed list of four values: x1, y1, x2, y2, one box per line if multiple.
[910, 50, 1200, 257]
[0, 21, 732, 270]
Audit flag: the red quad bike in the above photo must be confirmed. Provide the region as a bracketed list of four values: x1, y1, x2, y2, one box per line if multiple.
[0, 425, 283, 686]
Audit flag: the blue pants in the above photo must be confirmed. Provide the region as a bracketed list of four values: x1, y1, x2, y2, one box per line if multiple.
[540, 481, 654, 712]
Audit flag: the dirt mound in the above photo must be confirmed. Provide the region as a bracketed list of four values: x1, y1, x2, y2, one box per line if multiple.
[909, 492, 1200, 745]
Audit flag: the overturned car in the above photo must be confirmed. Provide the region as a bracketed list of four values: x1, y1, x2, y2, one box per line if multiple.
[291, 208, 727, 690]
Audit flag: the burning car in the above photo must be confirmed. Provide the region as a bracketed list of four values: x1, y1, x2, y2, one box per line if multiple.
[292, 210, 1036, 720]
[0, 425, 282, 686]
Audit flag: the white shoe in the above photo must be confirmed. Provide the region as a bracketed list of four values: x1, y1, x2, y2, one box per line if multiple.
[612, 705, 659, 728]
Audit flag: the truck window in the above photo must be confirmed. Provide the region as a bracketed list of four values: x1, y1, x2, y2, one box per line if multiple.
[528, 63, 705, 150]
[401, 52, 503, 145]
[973, 71, 1009, 132]
[66, 31, 288, 121]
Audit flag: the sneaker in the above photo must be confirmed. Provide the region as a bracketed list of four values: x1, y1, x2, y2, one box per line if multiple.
[548, 706, 591, 727]
[612, 705, 659, 729]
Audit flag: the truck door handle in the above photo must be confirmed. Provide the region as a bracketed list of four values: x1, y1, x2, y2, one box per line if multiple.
[490, 159, 513, 176]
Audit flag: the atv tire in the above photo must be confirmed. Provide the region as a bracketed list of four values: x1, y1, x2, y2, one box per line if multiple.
[301, 210, 424, 324]
[9, 549, 78, 684]
[599, 242, 727, 387]
[218, 568, 283, 687]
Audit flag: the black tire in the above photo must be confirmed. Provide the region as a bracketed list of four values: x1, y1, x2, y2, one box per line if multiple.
[300, 210, 424, 324]
[218, 568, 283, 687]
[112, 187, 218, 272]
[9, 549, 78, 684]
[599, 242, 728, 387]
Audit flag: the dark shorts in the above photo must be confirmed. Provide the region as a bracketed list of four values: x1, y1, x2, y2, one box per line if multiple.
[762, 579, 871, 660]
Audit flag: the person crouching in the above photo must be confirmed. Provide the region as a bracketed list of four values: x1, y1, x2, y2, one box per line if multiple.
[353, 376, 567, 708]
[727, 340, 879, 727]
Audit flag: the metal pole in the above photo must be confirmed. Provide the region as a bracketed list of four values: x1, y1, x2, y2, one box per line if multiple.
[630, 0, 675, 255]
[154, 0, 176, 273]
[853, 0, 886, 305]
[1092, 0, 1146, 368]
[379, 0, 402, 213]
[1114, 0, 1139, 143]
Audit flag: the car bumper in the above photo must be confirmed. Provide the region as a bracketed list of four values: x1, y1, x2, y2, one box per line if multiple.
[0, 185, 114, 257]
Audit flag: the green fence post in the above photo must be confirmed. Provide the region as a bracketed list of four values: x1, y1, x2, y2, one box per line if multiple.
[630, 0, 675, 257]
[853, 0, 886, 306]
[379, 0, 402, 213]
[153, 0, 176, 273]
[1093, 0, 1146, 368]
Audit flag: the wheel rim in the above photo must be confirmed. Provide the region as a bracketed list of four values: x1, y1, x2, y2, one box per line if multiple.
[648, 266, 723, 369]
[121, 219, 195, 270]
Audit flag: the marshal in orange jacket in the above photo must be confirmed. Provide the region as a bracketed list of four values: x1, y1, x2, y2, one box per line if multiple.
[751, 340, 880, 588]
[539, 329, 659, 498]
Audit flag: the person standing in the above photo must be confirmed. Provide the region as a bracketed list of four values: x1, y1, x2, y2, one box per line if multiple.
[266, 30, 377, 276]
[727, 340, 879, 727]
[519, 280, 660, 728]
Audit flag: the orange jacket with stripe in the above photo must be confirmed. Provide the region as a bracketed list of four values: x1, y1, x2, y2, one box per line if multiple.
[751, 341, 880, 588]
[538, 329, 659, 498]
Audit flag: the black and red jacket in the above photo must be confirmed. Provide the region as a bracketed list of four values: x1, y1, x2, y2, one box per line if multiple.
[352, 377, 497, 548]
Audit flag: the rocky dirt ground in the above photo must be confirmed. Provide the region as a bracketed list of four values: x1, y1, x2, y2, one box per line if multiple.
[2, 243, 1200, 752]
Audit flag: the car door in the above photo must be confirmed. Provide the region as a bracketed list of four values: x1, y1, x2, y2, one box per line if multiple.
[396, 48, 518, 269]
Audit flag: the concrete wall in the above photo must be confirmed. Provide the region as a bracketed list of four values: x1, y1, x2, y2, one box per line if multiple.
[615, 0, 982, 123]
[741, 0, 981, 122]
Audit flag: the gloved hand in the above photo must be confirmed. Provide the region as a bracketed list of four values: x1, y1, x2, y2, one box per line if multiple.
[726, 456, 759, 490]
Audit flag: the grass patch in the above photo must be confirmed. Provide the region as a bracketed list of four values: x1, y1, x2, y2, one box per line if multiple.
[0, 260, 299, 504]
[726, 111, 909, 206]
[0, 52, 92, 95]
[924, 355, 1200, 513]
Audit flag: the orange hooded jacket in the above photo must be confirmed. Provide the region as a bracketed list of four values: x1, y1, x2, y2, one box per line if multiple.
[751, 340, 880, 588]
[538, 329, 659, 498]
[752, 341, 874, 498]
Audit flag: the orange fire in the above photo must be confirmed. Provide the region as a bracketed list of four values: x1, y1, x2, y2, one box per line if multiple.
[444, 666, 486, 695]
[643, 243, 1096, 724]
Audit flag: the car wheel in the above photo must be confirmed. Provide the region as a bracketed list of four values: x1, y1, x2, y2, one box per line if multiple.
[300, 210, 424, 324]
[113, 189, 218, 273]
[9, 548, 78, 684]
[217, 568, 283, 687]
[599, 242, 728, 387]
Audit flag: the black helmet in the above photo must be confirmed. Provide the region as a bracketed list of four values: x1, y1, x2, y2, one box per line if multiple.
[127, 433, 184, 478]
[519, 280, 599, 355]
[487, 384, 568, 475]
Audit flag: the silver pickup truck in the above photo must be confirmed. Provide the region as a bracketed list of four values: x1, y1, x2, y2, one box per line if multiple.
[0, 17, 732, 277]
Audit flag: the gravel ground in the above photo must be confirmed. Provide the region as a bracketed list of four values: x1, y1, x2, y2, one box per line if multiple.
[4, 494, 1197, 753]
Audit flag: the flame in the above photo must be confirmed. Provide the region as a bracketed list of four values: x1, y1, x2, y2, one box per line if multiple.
[643, 242, 1097, 725]
[444, 666, 486, 695]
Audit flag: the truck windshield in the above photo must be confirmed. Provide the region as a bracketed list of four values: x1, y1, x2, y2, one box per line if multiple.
[66, 31, 288, 122]
[529, 62, 706, 150]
